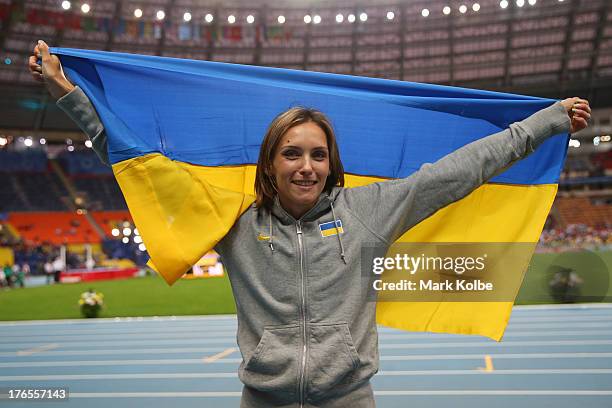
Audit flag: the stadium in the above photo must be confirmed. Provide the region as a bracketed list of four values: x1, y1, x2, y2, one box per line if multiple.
[0, 0, 611, 406]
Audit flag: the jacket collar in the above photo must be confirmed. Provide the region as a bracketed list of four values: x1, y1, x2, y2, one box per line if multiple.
[270, 188, 340, 225]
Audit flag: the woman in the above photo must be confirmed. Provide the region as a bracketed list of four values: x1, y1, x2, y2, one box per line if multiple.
[29, 40, 590, 407]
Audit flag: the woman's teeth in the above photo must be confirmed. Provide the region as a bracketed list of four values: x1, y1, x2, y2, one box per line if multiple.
[293, 180, 316, 186]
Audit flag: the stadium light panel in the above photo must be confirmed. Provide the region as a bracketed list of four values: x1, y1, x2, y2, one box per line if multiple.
[247, 15, 255, 24]
[24, 138, 33, 147]
[123, 227, 132, 236]
[472, 3, 481, 11]
[528, 0, 537, 4]
[500, 0, 509, 8]
[205, 14, 213, 23]
[134, 8, 142, 18]
[0, 137, 7, 146]
[61, 1, 70, 11]
[459, 5, 467, 13]
[134, 236, 143, 244]
[313, 15, 321, 24]
[134, 228, 139, 236]
[66, 138, 72, 145]
[4, 58, 10, 65]
[39, 138, 46, 145]
[516, 0, 525, 7]
[111, 228, 120, 237]
[593, 136, 600, 146]
[122, 237, 129, 244]
[348, 14, 356, 23]
[228, 15, 236, 24]
[359, 12, 367, 22]
[443, 6, 451, 15]
[278, 15, 285, 24]
[156, 10, 165, 20]
[67, 145, 74, 152]
[304, 14, 312, 24]
[386, 11, 394, 20]
[421, 9, 429, 17]
[85, 140, 92, 148]
[601, 135, 611, 142]
[81, 4, 90, 13]
[569, 139, 580, 148]
[336, 14, 344, 23]
[138, 243, 146, 251]
[183, 12, 192, 22]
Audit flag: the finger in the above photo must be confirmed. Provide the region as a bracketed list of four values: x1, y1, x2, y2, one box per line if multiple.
[572, 109, 591, 121]
[31, 72, 44, 82]
[572, 117, 588, 131]
[37, 40, 51, 61]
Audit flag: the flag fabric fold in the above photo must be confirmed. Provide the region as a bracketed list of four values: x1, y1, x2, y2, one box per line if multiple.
[51, 47, 569, 340]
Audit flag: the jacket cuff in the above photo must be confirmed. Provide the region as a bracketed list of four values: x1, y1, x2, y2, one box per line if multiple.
[56, 86, 104, 140]
[521, 101, 571, 147]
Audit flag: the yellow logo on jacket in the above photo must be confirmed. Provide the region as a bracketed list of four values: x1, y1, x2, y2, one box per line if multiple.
[319, 220, 344, 237]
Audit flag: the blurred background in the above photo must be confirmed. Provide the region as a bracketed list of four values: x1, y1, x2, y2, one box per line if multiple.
[0, 0, 610, 319]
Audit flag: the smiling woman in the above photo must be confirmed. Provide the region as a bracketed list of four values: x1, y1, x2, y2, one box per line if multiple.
[254, 107, 344, 219]
[28, 40, 592, 408]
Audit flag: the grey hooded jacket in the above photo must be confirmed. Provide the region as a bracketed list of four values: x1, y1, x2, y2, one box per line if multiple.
[57, 87, 570, 407]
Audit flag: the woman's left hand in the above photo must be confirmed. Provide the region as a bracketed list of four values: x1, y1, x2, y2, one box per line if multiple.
[560, 97, 591, 134]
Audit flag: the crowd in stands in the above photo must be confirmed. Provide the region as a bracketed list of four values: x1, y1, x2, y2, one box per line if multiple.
[538, 223, 611, 252]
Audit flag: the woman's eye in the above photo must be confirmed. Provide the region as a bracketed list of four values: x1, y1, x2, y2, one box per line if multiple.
[313, 151, 327, 160]
[283, 150, 299, 158]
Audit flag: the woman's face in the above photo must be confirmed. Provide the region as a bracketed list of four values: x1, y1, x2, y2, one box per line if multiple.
[270, 121, 330, 219]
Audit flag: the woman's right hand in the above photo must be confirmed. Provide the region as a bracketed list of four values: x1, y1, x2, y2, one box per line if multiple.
[28, 40, 75, 100]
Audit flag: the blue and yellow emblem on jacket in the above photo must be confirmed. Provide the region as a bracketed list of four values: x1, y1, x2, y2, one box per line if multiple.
[319, 220, 344, 237]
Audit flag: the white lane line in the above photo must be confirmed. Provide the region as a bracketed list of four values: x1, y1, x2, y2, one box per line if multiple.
[62, 390, 612, 398]
[0, 347, 228, 357]
[70, 392, 243, 398]
[3, 352, 612, 368]
[15, 344, 59, 356]
[3, 328, 612, 343]
[203, 348, 236, 363]
[0, 315, 238, 326]
[380, 340, 612, 349]
[374, 390, 612, 396]
[377, 369, 612, 376]
[513, 303, 612, 310]
[3, 368, 612, 382]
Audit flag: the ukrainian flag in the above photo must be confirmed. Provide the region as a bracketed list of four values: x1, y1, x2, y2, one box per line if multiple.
[52, 48, 569, 341]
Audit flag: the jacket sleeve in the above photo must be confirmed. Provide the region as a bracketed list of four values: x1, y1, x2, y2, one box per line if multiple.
[56, 86, 110, 166]
[342, 101, 571, 244]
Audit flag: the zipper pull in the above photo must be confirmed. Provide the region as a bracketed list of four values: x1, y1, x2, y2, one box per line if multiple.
[296, 221, 303, 235]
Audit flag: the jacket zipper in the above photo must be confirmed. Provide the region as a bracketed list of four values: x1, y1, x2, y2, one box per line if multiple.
[296, 221, 306, 408]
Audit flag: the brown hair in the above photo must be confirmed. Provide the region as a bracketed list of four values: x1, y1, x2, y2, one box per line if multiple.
[254, 107, 344, 209]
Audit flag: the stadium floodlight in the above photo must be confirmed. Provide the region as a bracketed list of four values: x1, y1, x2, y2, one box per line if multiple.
[277, 15, 285, 24]
[247, 15, 255, 24]
[0, 137, 7, 146]
[156, 10, 165, 20]
[81, 3, 90, 13]
[85, 140, 92, 148]
[134, 236, 143, 244]
[568, 139, 580, 148]
[138, 243, 146, 252]
[134, 8, 142, 18]
[593, 136, 600, 146]
[24, 138, 33, 147]
[386, 11, 395, 20]
[134, 228, 139, 236]
[516, 0, 525, 7]
[443, 6, 451, 15]
[205, 13, 213, 23]
[421, 8, 429, 17]
[336, 14, 344, 23]
[39, 138, 46, 145]
[228, 15, 236, 24]
[122, 237, 129, 244]
[472, 3, 481, 11]
[111, 228, 120, 237]
[4, 57, 11, 65]
[313, 15, 321, 24]
[528, 0, 536, 5]
[61, 1, 70, 11]
[123, 227, 132, 236]
[500, 0, 509, 8]
[601, 135, 611, 142]
[66, 138, 72, 145]
[359, 12, 367, 22]
[348, 14, 356, 23]
[183, 12, 192, 22]
[304, 14, 312, 24]
[67, 145, 74, 152]
[459, 5, 467, 13]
